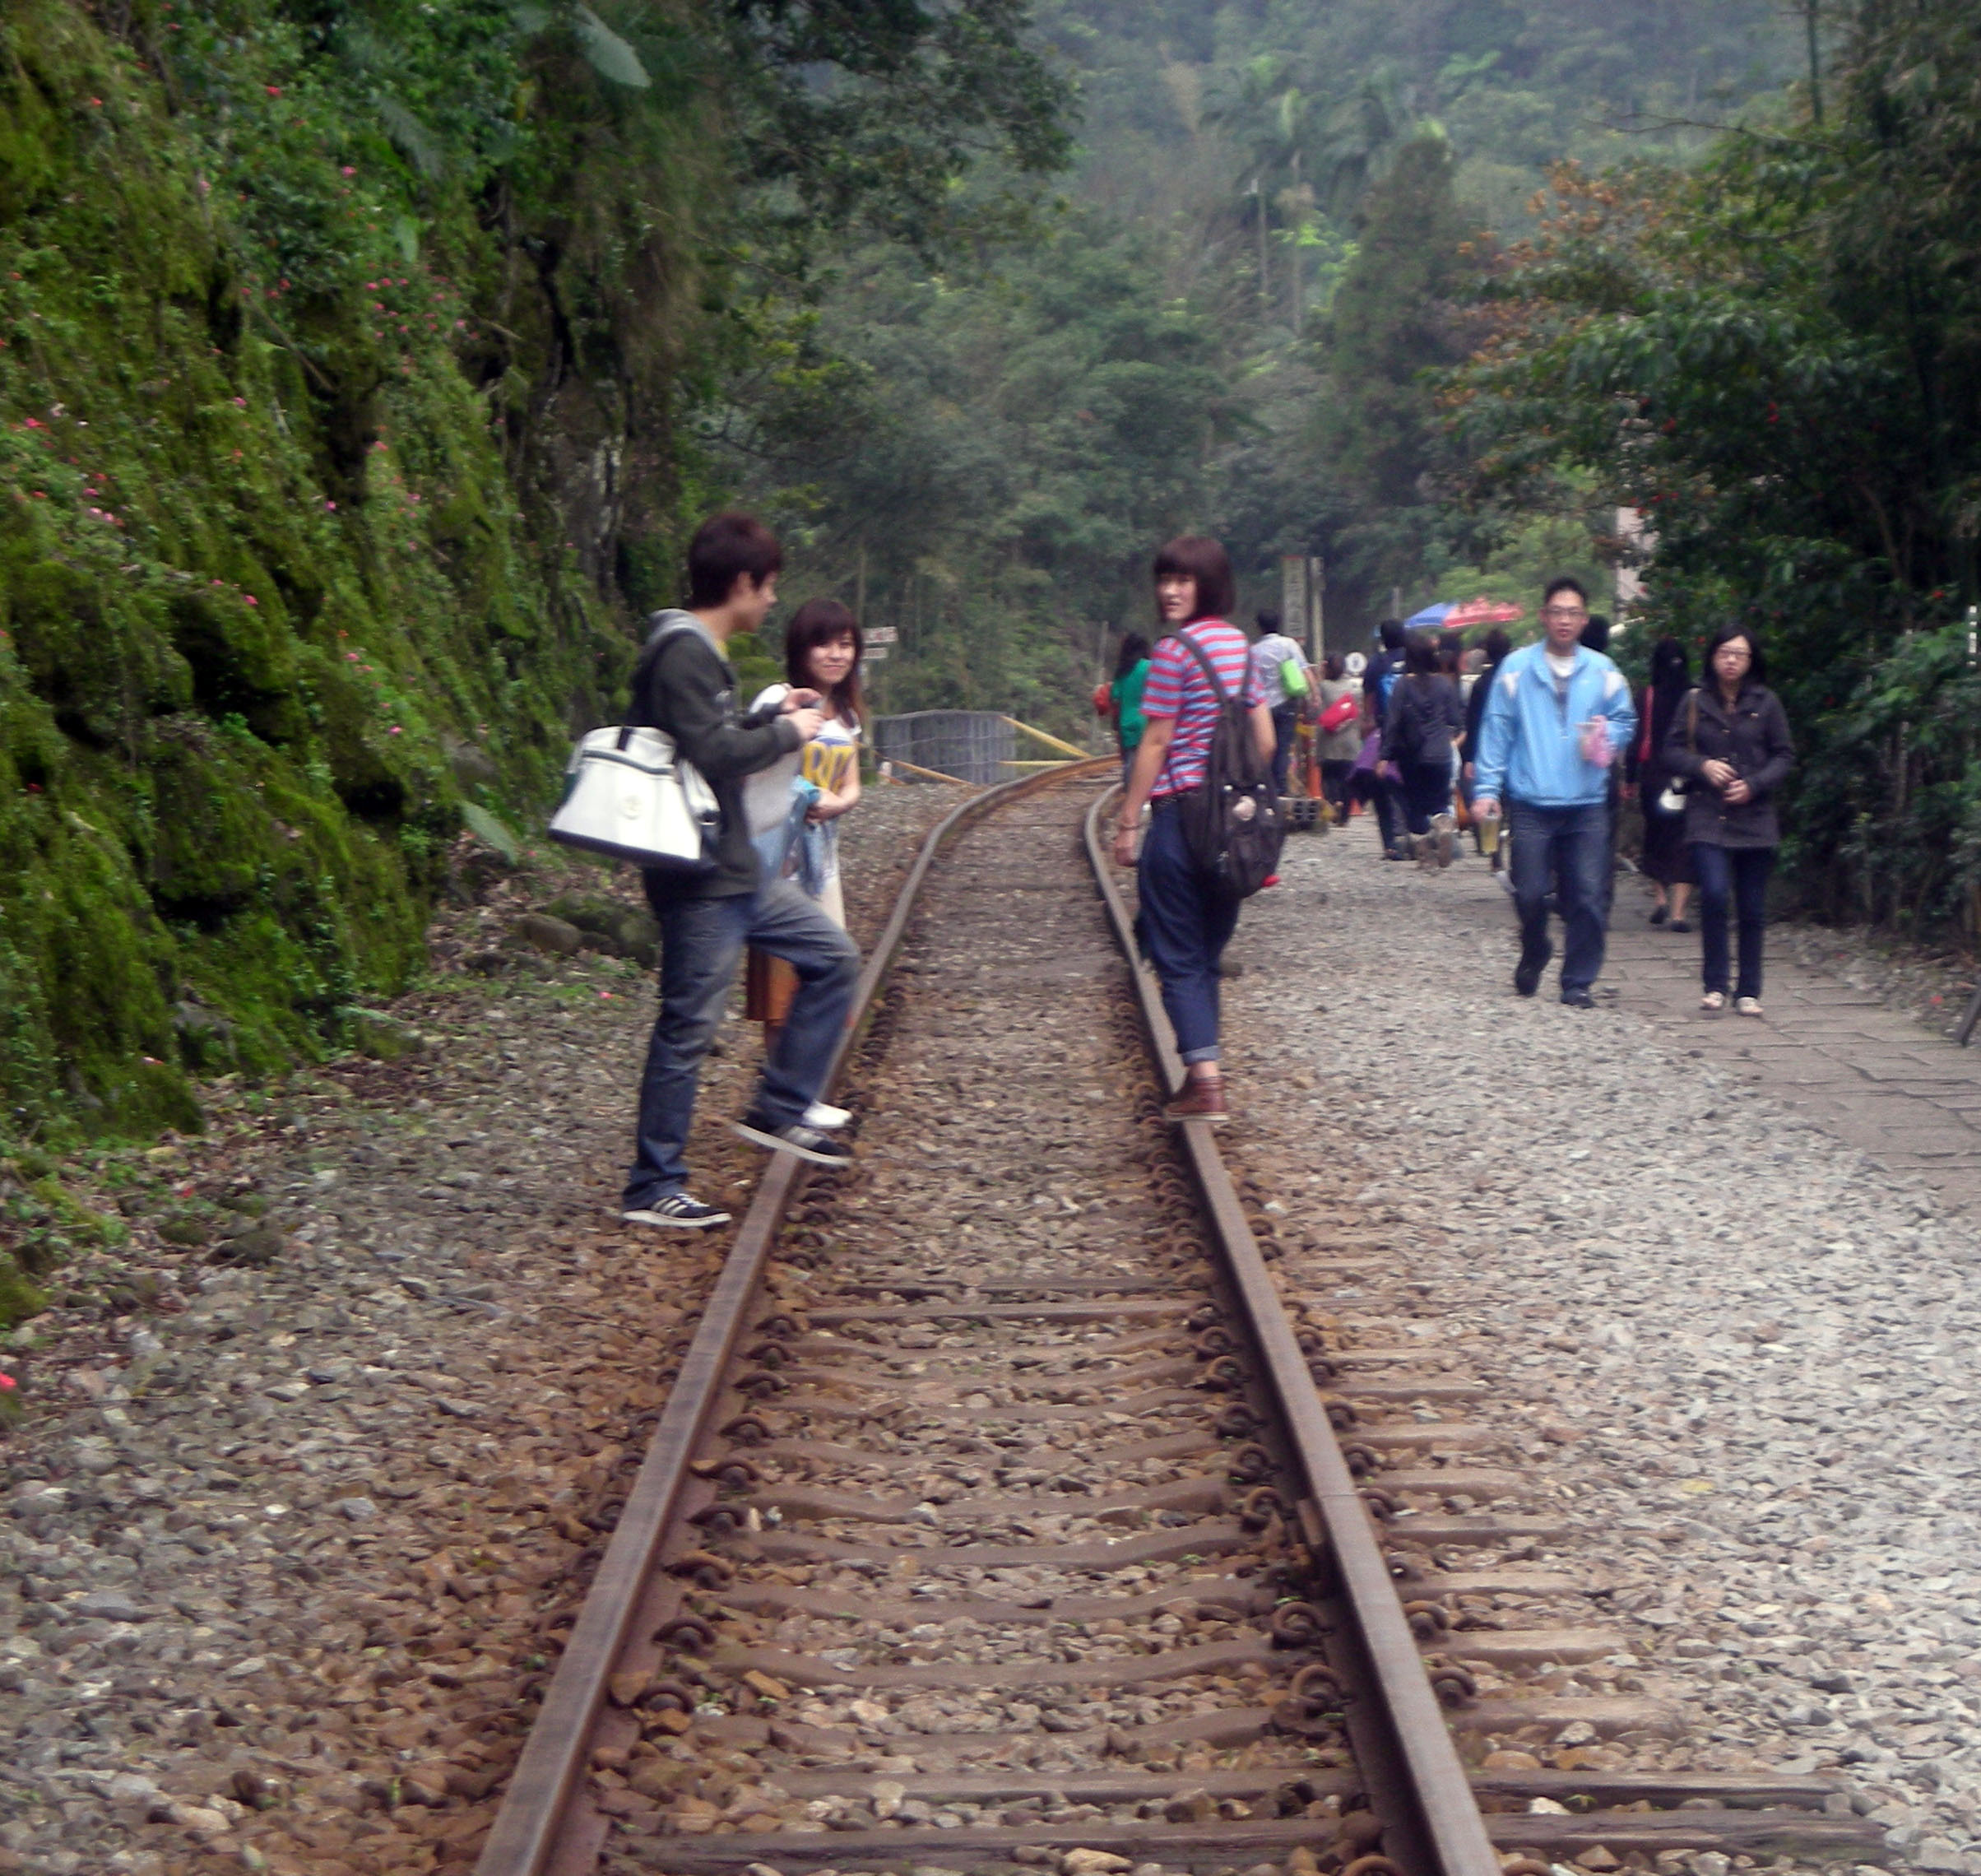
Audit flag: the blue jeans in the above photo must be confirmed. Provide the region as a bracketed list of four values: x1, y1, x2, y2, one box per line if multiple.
[1691, 843, 1774, 999]
[1507, 799, 1611, 996]
[1270, 706, 1299, 796]
[623, 878, 861, 1208]
[1136, 797, 1241, 1065]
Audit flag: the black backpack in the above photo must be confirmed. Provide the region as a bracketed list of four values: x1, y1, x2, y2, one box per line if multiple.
[1164, 629, 1285, 900]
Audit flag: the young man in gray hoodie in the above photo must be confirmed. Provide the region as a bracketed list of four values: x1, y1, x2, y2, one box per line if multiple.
[620, 512, 861, 1230]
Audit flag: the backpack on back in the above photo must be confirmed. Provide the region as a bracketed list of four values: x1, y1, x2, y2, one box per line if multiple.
[1167, 629, 1285, 901]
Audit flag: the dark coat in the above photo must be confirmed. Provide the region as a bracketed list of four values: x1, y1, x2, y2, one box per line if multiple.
[630, 611, 802, 899]
[1459, 662, 1500, 766]
[1383, 674, 1464, 769]
[1663, 681, 1793, 850]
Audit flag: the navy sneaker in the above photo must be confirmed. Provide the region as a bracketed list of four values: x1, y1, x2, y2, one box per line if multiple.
[731, 1111, 854, 1168]
[624, 1195, 731, 1230]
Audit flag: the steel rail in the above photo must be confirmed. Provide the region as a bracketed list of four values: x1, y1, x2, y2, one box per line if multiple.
[475, 759, 1111, 1876]
[1081, 786, 1501, 1876]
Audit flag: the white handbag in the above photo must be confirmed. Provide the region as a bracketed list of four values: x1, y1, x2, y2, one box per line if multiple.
[547, 722, 719, 871]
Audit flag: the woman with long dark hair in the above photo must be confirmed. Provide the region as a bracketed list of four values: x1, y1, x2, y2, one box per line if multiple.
[1109, 630, 1153, 774]
[1381, 632, 1464, 866]
[1110, 536, 1274, 1124]
[744, 599, 865, 1120]
[1631, 635, 1696, 929]
[1663, 623, 1793, 1015]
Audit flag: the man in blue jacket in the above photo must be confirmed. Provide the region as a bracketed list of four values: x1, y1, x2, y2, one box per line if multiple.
[1473, 578, 1637, 1007]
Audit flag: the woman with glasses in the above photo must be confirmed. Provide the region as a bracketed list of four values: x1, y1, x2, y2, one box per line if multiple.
[1663, 625, 1793, 1015]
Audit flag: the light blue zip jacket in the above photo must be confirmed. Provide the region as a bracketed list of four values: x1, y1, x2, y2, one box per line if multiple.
[1474, 642, 1637, 809]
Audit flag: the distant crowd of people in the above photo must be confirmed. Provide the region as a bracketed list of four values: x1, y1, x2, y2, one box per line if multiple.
[1099, 572, 1796, 1020]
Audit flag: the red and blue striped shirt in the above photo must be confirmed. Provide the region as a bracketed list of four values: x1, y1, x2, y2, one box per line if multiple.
[1141, 620, 1262, 798]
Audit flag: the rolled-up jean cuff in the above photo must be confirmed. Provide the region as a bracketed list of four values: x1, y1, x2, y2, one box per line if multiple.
[1181, 1045, 1221, 1066]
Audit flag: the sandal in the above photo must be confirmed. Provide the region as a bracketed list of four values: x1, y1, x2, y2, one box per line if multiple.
[1734, 996, 1764, 1017]
[1700, 991, 1725, 1012]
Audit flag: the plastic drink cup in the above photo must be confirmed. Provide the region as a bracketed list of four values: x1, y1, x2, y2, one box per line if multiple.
[1477, 803, 1501, 856]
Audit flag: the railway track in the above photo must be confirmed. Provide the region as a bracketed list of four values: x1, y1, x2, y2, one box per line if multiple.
[472, 766, 1881, 1876]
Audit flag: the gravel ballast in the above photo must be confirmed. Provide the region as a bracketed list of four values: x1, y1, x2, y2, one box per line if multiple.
[0, 782, 954, 1876]
[1222, 815, 1981, 1876]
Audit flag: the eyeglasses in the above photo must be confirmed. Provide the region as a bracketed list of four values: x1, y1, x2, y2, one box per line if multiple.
[1542, 606, 1589, 622]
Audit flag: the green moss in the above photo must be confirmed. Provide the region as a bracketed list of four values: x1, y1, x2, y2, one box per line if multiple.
[26, 1174, 124, 1247]
[0, 1256, 45, 1327]
[0, 0, 638, 1145]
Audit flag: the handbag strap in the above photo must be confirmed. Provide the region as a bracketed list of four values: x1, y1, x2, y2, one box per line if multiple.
[627, 615, 703, 731]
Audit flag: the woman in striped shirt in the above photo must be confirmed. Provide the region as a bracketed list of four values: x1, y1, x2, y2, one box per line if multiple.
[1111, 536, 1275, 1126]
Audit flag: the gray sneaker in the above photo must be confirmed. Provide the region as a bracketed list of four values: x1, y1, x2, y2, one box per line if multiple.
[732, 1111, 854, 1168]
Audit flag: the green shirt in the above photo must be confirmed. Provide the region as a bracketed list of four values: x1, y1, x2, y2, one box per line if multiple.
[1111, 657, 1151, 753]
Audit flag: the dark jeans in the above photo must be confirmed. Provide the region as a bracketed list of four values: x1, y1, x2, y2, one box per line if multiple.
[1692, 843, 1774, 998]
[1136, 796, 1241, 1065]
[624, 878, 861, 1208]
[1507, 799, 1611, 996]
[1269, 705, 1300, 796]
[1320, 759, 1352, 823]
[1372, 769, 1405, 854]
[1399, 762, 1450, 834]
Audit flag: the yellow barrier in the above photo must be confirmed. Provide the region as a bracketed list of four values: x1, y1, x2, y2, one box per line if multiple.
[1002, 716, 1093, 761]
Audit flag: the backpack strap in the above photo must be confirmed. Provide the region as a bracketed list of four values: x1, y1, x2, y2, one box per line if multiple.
[1167, 625, 1235, 707]
[1154, 625, 1235, 796]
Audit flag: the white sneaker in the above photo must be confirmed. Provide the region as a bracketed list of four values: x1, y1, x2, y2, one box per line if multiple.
[804, 1101, 850, 1131]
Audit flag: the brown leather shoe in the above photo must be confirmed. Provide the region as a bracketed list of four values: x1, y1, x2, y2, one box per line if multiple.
[1163, 1080, 1228, 1125]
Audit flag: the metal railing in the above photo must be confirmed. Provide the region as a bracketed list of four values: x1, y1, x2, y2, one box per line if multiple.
[870, 709, 1015, 783]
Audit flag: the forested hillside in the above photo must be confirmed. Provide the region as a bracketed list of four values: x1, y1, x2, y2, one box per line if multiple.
[725, 0, 1799, 721]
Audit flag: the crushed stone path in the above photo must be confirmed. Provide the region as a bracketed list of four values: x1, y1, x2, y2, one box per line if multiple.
[0, 785, 953, 1876]
[1217, 813, 1981, 1876]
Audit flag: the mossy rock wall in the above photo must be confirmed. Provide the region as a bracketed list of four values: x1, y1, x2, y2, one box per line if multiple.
[0, 2, 641, 1149]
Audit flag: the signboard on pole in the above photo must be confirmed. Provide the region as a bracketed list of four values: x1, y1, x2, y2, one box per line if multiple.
[1280, 555, 1326, 659]
[865, 626, 899, 646]
[864, 643, 890, 663]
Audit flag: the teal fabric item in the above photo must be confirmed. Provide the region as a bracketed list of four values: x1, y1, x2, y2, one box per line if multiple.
[1111, 657, 1152, 753]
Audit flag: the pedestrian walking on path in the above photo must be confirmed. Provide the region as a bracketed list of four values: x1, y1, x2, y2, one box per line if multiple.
[1628, 635, 1696, 931]
[1460, 628, 1511, 860]
[1250, 609, 1312, 797]
[1111, 536, 1275, 1125]
[1473, 576, 1637, 1007]
[1381, 632, 1464, 865]
[1314, 653, 1361, 824]
[620, 513, 860, 1231]
[1663, 624, 1793, 1016]
[1362, 619, 1409, 858]
[1108, 631, 1153, 776]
